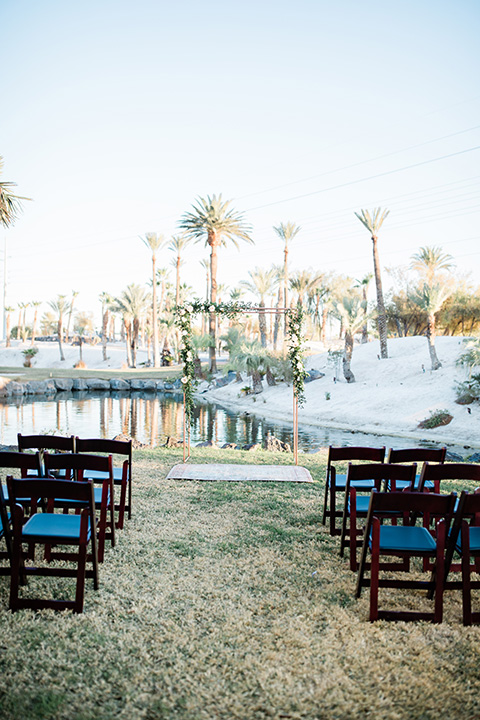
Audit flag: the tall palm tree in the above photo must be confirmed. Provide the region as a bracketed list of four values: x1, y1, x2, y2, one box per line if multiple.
[273, 221, 301, 331]
[240, 267, 277, 347]
[142, 233, 166, 368]
[180, 194, 253, 372]
[48, 295, 70, 361]
[4, 306, 14, 347]
[0, 156, 30, 228]
[290, 269, 323, 308]
[65, 290, 79, 343]
[169, 233, 191, 307]
[199, 259, 210, 302]
[99, 292, 113, 362]
[355, 208, 389, 358]
[30, 301, 42, 345]
[114, 284, 150, 368]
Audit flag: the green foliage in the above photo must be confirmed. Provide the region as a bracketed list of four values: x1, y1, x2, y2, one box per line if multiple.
[418, 408, 453, 428]
[455, 374, 480, 404]
[456, 339, 480, 377]
[22, 347, 38, 367]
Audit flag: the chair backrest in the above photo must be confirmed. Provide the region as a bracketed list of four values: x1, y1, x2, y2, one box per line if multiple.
[346, 462, 417, 491]
[0, 451, 42, 477]
[17, 433, 76, 453]
[387, 447, 446, 464]
[7, 476, 96, 510]
[44, 452, 113, 480]
[418, 462, 480, 492]
[368, 487, 457, 520]
[327, 446, 385, 478]
[75, 438, 131, 473]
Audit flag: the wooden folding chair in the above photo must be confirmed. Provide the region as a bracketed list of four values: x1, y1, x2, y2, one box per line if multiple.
[75, 437, 132, 529]
[387, 447, 446, 490]
[321, 446, 385, 536]
[7, 476, 99, 613]
[340, 462, 417, 571]
[17, 434, 76, 475]
[356, 490, 457, 622]
[43, 453, 115, 563]
[444, 489, 480, 625]
[418, 462, 480, 494]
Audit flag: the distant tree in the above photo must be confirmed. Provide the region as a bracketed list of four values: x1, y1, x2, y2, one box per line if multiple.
[180, 194, 253, 372]
[410, 246, 454, 286]
[355, 208, 389, 358]
[4, 306, 14, 347]
[142, 233, 166, 368]
[333, 292, 366, 383]
[273, 221, 301, 332]
[241, 267, 277, 347]
[114, 284, 150, 368]
[412, 283, 451, 370]
[355, 273, 373, 343]
[65, 290, 79, 343]
[99, 292, 113, 362]
[48, 295, 70, 361]
[30, 301, 42, 346]
[169, 234, 191, 307]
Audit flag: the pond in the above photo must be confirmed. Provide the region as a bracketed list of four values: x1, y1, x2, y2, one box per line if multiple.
[0, 390, 461, 454]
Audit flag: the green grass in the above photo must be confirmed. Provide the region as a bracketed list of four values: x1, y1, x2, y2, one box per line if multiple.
[0, 447, 479, 720]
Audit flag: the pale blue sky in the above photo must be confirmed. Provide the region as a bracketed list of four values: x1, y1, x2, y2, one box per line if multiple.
[1, 0, 479, 323]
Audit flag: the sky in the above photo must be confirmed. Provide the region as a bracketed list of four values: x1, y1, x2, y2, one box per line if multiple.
[1, 0, 479, 327]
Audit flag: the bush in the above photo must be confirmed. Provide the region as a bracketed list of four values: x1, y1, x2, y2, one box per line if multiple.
[418, 409, 453, 429]
[455, 374, 480, 405]
[22, 347, 38, 368]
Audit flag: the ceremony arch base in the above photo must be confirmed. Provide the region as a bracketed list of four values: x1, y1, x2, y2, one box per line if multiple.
[173, 301, 309, 479]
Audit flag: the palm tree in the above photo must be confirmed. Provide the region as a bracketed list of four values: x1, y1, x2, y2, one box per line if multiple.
[410, 246, 454, 286]
[65, 290, 79, 343]
[114, 284, 150, 368]
[155, 267, 170, 316]
[180, 194, 253, 372]
[412, 283, 451, 370]
[273, 221, 301, 331]
[355, 273, 373, 343]
[4, 306, 14, 347]
[354, 208, 390, 358]
[169, 234, 191, 307]
[0, 156, 30, 228]
[410, 246, 454, 370]
[30, 301, 42, 345]
[333, 293, 366, 383]
[290, 269, 323, 308]
[240, 267, 277, 347]
[48, 295, 70, 361]
[99, 292, 113, 362]
[142, 233, 166, 368]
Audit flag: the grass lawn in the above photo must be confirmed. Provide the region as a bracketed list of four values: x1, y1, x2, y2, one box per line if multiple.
[0, 447, 479, 720]
[0, 366, 182, 382]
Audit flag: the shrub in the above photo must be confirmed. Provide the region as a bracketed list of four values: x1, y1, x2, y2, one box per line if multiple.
[22, 347, 38, 368]
[455, 374, 480, 405]
[418, 409, 453, 429]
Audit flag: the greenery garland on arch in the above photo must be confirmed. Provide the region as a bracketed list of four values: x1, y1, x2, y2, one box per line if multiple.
[174, 299, 307, 425]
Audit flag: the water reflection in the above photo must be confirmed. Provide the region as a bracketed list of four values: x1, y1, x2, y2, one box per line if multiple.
[0, 390, 455, 453]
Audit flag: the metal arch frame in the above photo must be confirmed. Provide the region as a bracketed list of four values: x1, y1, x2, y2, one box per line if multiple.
[181, 307, 300, 465]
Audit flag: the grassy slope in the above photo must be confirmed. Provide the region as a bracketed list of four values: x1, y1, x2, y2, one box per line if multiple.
[0, 366, 182, 382]
[0, 447, 479, 720]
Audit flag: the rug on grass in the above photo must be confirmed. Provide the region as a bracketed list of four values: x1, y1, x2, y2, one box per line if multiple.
[167, 464, 314, 483]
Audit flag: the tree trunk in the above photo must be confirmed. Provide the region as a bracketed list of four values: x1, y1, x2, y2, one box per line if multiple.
[427, 312, 442, 370]
[252, 370, 263, 394]
[342, 330, 355, 383]
[6, 314, 11, 348]
[57, 319, 65, 361]
[283, 244, 289, 334]
[209, 234, 218, 373]
[131, 318, 139, 368]
[372, 235, 388, 358]
[102, 309, 109, 362]
[31, 309, 38, 346]
[124, 321, 133, 367]
[273, 287, 282, 350]
[152, 254, 159, 368]
[361, 286, 368, 343]
[259, 300, 267, 348]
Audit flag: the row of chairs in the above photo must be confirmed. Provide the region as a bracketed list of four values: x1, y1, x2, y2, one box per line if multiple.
[322, 445, 480, 624]
[0, 434, 133, 613]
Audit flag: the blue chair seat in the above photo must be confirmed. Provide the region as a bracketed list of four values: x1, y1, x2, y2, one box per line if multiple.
[2, 484, 37, 504]
[55, 487, 109, 506]
[83, 467, 125, 483]
[456, 526, 480, 553]
[22, 513, 92, 542]
[371, 525, 436, 553]
[334, 474, 375, 490]
[348, 496, 372, 514]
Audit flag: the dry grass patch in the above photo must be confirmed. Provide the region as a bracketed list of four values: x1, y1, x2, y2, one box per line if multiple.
[0, 448, 479, 719]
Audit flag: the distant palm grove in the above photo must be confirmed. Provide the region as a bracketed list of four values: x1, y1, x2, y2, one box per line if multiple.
[2, 174, 480, 380]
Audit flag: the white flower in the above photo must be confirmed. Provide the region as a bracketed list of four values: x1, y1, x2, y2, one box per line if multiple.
[186, 351, 193, 361]
[297, 361, 303, 368]
[181, 376, 189, 384]
[208, 305, 215, 312]
[182, 329, 188, 336]
[179, 309, 185, 316]
[185, 304, 193, 313]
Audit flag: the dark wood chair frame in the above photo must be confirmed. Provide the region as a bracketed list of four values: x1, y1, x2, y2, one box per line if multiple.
[17, 434, 76, 476]
[43, 453, 115, 563]
[356, 489, 457, 623]
[443, 487, 480, 625]
[75, 437, 132, 529]
[387, 447, 446, 490]
[340, 462, 417, 571]
[7, 476, 99, 613]
[321, 446, 385, 536]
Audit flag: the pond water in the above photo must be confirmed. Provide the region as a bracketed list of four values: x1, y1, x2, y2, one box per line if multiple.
[0, 390, 463, 454]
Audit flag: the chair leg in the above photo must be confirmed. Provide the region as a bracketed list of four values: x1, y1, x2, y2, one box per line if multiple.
[461, 522, 472, 626]
[321, 477, 329, 525]
[369, 518, 380, 621]
[434, 521, 445, 624]
[116, 480, 127, 530]
[9, 507, 24, 612]
[349, 491, 358, 572]
[75, 543, 87, 613]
